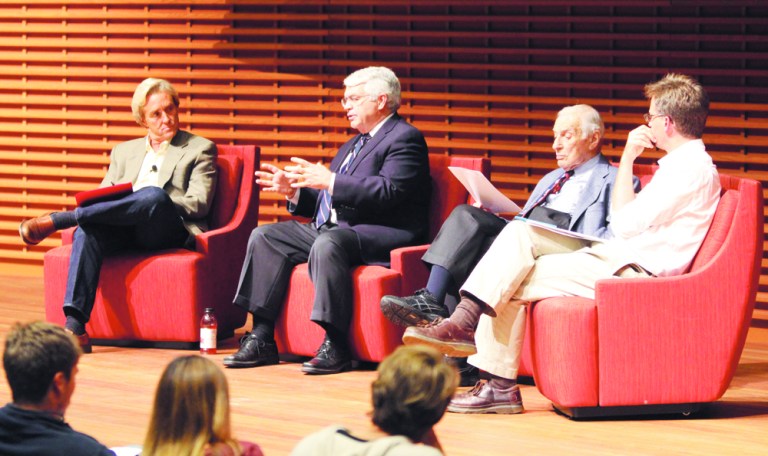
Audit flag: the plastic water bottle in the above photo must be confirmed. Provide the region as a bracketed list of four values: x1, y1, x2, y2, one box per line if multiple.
[200, 307, 218, 354]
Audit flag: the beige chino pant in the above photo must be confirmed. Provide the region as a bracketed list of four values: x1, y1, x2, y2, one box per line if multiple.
[462, 220, 649, 380]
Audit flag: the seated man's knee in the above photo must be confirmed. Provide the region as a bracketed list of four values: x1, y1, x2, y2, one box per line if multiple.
[310, 230, 355, 260]
[137, 186, 166, 201]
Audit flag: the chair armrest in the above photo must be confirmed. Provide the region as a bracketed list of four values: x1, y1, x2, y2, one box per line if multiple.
[390, 244, 431, 296]
[194, 220, 243, 257]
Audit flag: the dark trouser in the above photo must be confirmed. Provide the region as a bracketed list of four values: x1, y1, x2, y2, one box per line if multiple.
[233, 220, 363, 334]
[63, 187, 189, 322]
[421, 204, 507, 310]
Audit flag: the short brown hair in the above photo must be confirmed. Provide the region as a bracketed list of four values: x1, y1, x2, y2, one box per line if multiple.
[371, 345, 458, 442]
[3, 321, 80, 404]
[644, 73, 709, 138]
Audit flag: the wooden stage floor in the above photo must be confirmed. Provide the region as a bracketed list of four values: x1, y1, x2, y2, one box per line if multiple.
[1, 275, 767, 455]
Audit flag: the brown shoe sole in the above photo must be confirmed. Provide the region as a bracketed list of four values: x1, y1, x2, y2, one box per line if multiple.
[447, 402, 524, 414]
[401, 331, 477, 358]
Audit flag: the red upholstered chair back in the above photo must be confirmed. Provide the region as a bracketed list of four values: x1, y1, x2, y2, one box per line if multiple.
[208, 154, 243, 229]
[427, 155, 491, 241]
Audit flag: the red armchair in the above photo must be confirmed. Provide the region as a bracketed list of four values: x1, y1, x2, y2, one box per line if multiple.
[274, 155, 490, 362]
[527, 167, 763, 418]
[43, 145, 260, 347]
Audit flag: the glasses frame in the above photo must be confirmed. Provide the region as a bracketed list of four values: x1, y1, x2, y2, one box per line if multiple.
[643, 112, 666, 124]
[340, 95, 374, 108]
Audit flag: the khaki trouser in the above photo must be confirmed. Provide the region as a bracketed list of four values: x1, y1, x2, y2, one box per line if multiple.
[462, 220, 650, 380]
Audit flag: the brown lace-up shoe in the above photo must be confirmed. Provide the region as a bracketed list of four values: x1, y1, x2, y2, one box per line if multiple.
[401, 317, 476, 357]
[448, 380, 524, 414]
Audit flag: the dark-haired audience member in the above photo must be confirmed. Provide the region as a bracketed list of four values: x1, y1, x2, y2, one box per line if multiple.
[142, 355, 263, 456]
[0, 321, 114, 456]
[291, 345, 457, 455]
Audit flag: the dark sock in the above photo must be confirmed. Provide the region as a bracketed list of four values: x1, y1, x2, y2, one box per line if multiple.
[425, 265, 452, 305]
[319, 323, 348, 349]
[450, 293, 485, 331]
[489, 374, 516, 389]
[50, 211, 78, 230]
[251, 316, 275, 341]
[65, 315, 86, 336]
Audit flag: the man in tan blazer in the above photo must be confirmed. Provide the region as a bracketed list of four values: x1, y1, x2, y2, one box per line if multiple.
[19, 78, 217, 352]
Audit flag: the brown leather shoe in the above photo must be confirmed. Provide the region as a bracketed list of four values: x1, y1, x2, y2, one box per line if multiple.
[447, 380, 524, 414]
[19, 214, 57, 245]
[401, 317, 476, 357]
[65, 329, 92, 354]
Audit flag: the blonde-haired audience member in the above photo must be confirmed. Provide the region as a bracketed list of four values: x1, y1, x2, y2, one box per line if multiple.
[142, 355, 262, 456]
[291, 345, 458, 455]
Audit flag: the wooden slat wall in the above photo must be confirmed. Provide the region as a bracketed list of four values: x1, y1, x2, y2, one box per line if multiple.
[1, 1, 766, 317]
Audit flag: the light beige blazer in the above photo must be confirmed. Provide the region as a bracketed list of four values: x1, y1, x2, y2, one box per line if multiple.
[99, 130, 218, 236]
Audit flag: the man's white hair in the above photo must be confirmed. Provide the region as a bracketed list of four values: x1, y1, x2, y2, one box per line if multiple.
[343, 66, 401, 112]
[557, 104, 604, 139]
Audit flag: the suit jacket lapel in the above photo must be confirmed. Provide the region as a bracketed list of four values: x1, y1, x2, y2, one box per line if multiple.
[156, 130, 189, 187]
[568, 155, 611, 228]
[344, 114, 400, 175]
[125, 147, 147, 183]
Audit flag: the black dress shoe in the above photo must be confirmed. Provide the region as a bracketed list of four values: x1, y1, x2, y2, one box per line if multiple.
[380, 288, 449, 327]
[301, 337, 352, 375]
[223, 333, 279, 368]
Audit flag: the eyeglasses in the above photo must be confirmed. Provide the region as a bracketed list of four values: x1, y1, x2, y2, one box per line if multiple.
[340, 95, 373, 108]
[643, 112, 666, 124]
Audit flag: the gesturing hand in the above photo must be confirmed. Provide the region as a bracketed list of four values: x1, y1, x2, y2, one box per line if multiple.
[284, 157, 333, 190]
[254, 163, 297, 198]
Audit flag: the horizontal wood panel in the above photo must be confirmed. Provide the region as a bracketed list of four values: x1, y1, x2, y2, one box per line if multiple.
[1, 1, 766, 313]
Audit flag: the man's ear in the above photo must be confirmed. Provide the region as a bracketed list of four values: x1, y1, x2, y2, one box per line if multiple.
[376, 94, 388, 111]
[50, 371, 66, 399]
[589, 132, 601, 151]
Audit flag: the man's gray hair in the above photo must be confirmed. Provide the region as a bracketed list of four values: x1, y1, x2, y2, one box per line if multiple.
[344, 67, 401, 112]
[557, 104, 604, 139]
[131, 78, 179, 125]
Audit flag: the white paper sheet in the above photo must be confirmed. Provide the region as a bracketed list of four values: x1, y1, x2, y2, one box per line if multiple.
[448, 166, 521, 214]
[513, 216, 605, 243]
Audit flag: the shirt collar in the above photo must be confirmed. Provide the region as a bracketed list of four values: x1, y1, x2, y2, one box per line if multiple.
[145, 136, 170, 155]
[571, 153, 601, 176]
[658, 139, 705, 166]
[366, 113, 395, 138]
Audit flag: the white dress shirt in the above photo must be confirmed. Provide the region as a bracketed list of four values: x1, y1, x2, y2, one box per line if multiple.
[607, 139, 721, 277]
[133, 138, 169, 191]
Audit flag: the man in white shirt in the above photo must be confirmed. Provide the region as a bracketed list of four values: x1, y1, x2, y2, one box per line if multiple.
[403, 73, 721, 415]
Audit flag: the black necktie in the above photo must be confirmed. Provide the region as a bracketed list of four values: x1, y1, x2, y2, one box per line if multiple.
[314, 134, 371, 229]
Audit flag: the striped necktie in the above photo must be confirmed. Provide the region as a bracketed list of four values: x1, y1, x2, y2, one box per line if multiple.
[523, 170, 573, 217]
[314, 134, 371, 229]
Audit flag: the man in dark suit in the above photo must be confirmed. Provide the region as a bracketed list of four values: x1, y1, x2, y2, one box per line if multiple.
[18, 78, 218, 353]
[381, 105, 639, 330]
[224, 66, 431, 374]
